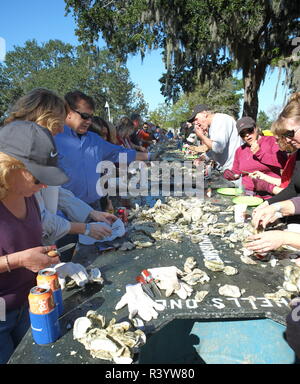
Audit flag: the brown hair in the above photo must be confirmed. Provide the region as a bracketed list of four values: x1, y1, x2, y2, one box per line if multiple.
[273, 92, 300, 133]
[0, 152, 25, 200]
[5, 88, 67, 135]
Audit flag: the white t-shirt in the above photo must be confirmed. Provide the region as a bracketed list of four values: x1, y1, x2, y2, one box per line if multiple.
[207, 113, 242, 170]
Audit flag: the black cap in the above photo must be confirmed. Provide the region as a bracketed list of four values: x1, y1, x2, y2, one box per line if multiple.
[236, 117, 256, 134]
[187, 104, 210, 123]
[0, 121, 69, 186]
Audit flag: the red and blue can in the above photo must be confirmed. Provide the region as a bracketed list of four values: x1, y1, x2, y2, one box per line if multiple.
[117, 207, 128, 224]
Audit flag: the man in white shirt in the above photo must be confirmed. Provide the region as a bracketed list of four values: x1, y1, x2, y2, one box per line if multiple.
[187, 104, 242, 171]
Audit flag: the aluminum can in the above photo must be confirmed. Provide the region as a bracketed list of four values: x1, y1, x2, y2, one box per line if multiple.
[117, 207, 128, 223]
[254, 252, 271, 262]
[28, 286, 55, 315]
[37, 268, 60, 292]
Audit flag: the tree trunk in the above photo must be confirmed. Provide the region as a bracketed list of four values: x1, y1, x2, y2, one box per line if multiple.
[242, 62, 268, 121]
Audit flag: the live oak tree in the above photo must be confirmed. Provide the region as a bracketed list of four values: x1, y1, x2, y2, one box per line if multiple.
[65, 0, 300, 120]
[0, 39, 148, 121]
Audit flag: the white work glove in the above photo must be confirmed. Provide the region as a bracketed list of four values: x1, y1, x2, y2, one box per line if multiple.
[54, 262, 89, 289]
[115, 283, 165, 322]
[148, 266, 193, 300]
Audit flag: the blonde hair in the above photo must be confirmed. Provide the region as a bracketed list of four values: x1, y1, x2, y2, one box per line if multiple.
[5, 88, 67, 135]
[0, 152, 25, 200]
[271, 116, 297, 153]
[273, 92, 300, 133]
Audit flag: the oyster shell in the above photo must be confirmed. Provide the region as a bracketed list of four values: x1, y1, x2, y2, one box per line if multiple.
[194, 290, 209, 302]
[73, 317, 92, 340]
[184, 257, 197, 273]
[223, 266, 238, 276]
[264, 289, 292, 300]
[204, 259, 225, 272]
[284, 265, 300, 292]
[181, 268, 210, 285]
[219, 284, 242, 298]
[240, 255, 257, 265]
[74, 311, 146, 364]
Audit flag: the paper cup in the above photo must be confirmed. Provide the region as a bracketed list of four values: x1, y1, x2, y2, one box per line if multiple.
[234, 204, 247, 223]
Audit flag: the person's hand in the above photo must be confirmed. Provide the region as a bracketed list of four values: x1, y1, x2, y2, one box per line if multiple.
[223, 169, 240, 181]
[250, 140, 260, 154]
[139, 146, 147, 152]
[194, 125, 205, 139]
[89, 210, 117, 225]
[245, 231, 285, 252]
[19, 246, 60, 273]
[249, 171, 265, 180]
[251, 203, 279, 229]
[53, 262, 89, 289]
[252, 200, 269, 216]
[89, 223, 112, 239]
[115, 283, 165, 322]
[148, 266, 193, 299]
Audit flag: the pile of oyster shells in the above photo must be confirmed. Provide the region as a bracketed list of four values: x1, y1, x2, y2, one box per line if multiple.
[127, 196, 255, 248]
[73, 310, 146, 364]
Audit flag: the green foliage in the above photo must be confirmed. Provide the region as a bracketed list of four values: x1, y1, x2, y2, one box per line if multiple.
[257, 111, 273, 131]
[0, 39, 148, 121]
[64, 0, 300, 119]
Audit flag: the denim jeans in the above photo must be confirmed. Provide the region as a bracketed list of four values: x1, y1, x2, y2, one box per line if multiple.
[0, 304, 30, 364]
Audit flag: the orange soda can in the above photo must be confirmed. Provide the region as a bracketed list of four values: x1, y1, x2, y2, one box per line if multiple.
[37, 268, 60, 292]
[28, 286, 55, 315]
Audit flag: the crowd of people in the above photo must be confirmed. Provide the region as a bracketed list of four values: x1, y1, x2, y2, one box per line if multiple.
[0, 88, 173, 363]
[1, 86, 300, 363]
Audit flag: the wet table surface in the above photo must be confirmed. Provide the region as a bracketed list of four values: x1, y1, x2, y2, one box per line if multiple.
[9, 156, 297, 364]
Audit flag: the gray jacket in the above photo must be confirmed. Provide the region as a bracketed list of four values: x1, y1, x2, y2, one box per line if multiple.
[35, 187, 93, 245]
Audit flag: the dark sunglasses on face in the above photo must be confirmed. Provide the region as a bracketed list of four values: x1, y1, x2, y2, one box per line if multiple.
[33, 177, 41, 185]
[282, 130, 295, 139]
[71, 108, 94, 121]
[240, 127, 255, 138]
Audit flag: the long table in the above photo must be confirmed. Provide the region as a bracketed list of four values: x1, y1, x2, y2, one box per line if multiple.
[9, 148, 296, 364]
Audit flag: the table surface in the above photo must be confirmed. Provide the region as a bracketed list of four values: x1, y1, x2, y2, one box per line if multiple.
[9, 148, 296, 364]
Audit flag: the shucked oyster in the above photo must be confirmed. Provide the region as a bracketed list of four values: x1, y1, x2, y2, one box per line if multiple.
[219, 284, 243, 298]
[181, 268, 210, 285]
[184, 257, 197, 273]
[194, 290, 209, 302]
[204, 259, 225, 272]
[223, 266, 238, 276]
[73, 311, 146, 364]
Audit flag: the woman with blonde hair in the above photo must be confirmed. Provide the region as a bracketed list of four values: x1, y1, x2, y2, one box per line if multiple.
[248, 92, 300, 239]
[5, 87, 68, 135]
[0, 122, 63, 364]
[5, 88, 116, 258]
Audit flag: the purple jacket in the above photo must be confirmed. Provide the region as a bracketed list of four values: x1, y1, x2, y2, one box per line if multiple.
[0, 196, 42, 311]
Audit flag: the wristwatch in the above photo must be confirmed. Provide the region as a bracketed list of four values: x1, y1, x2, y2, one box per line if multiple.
[84, 223, 91, 236]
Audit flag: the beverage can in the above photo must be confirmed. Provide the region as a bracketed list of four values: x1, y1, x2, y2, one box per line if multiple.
[37, 268, 60, 292]
[117, 207, 128, 223]
[254, 252, 271, 262]
[28, 286, 55, 315]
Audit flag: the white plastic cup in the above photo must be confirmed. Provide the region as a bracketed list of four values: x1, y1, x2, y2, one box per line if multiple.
[234, 204, 247, 223]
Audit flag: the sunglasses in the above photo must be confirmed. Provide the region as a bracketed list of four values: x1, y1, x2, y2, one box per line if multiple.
[240, 127, 255, 138]
[71, 108, 94, 121]
[282, 130, 295, 139]
[33, 177, 41, 185]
